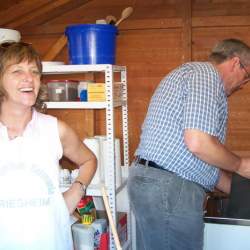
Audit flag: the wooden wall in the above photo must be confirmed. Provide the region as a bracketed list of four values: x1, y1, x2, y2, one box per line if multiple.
[3, 0, 250, 167]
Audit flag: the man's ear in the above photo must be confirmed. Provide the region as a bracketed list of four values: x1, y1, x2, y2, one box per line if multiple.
[231, 56, 240, 72]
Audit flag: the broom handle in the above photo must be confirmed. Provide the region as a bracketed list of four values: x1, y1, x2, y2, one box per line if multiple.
[101, 186, 122, 250]
[43, 35, 67, 61]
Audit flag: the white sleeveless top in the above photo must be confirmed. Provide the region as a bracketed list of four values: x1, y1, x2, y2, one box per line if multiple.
[0, 110, 73, 250]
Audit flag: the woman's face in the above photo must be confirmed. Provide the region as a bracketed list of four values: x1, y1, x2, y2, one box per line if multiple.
[1, 60, 41, 107]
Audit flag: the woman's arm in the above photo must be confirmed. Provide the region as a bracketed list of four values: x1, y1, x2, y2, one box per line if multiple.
[58, 119, 97, 214]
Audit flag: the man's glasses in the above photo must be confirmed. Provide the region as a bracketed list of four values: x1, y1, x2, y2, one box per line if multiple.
[239, 61, 250, 80]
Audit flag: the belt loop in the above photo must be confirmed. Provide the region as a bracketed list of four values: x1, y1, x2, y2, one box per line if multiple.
[145, 160, 149, 167]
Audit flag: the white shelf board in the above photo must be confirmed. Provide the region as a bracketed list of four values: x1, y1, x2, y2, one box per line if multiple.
[45, 101, 106, 109]
[45, 100, 126, 109]
[42, 64, 126, 74]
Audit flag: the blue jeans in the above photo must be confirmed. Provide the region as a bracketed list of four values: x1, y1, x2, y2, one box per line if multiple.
[127, 162, 206, 250]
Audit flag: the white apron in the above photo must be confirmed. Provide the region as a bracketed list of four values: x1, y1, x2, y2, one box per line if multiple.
[0, 110, 73, 250]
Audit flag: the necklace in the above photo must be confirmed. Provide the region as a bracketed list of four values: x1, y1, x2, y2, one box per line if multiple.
[0, 121, 22, 140]
[0, 113, 30, 140]
[7, 126, 22, 140]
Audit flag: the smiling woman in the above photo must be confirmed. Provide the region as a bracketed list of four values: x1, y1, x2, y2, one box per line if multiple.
[0, 42, 97, 250]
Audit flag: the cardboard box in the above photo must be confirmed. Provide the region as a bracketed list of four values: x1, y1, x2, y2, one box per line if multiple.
[87, 82, 123, 102]
[88, 83, 105, 93]
[95, 211, 128, 246]
[88, 92, 106, 102]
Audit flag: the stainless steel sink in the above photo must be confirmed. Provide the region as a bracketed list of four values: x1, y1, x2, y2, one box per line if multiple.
[204, 216, 250, 226]
[203, 216, 250, 250]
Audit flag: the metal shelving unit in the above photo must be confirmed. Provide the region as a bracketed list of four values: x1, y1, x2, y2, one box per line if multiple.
[43, 64, 131, 250]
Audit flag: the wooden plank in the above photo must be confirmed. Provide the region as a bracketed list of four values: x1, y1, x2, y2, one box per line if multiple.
[0, 0, 24, 11]
[192, 16, 250, 27]
[181, 0, 192, 62]
[43, 35, 67, 61]
[5, 0, 73, 28]
[28, 0, 90, 26]
[117, 18, 183, 29]
[192, 26, 250, 62]
[21, 35, 68, 61]
[0, 0, 51, 26]
[19, 18, 183, 36]
[192, 1, 250, 17]
[83, 110, 95, 137]
[19, 24, 67, 36]
[18, 16, 250, 35]
[40, 2, 180, 26]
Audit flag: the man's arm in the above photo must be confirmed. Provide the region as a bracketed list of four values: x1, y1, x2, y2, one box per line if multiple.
[216, 170, 232, 194]
[184, 129, 250, 178]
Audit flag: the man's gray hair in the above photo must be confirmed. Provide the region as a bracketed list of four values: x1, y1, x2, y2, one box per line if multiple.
[209, 38, 250, 66]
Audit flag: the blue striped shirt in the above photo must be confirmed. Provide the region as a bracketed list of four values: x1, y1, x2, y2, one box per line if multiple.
[136, 62, 228, 190]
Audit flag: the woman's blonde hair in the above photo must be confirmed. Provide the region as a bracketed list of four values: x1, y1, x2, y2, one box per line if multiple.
[0, 42, 47, 112]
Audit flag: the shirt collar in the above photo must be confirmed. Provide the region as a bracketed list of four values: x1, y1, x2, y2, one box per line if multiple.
[0, 108, 37, 140]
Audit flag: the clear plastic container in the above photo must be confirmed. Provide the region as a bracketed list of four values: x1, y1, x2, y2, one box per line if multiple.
[47, 80, 79, 101]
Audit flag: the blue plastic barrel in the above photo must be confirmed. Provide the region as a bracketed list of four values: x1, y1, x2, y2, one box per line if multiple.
[65, 24, 118, 65]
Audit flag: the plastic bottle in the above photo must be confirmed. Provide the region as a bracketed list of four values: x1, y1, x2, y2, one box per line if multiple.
[72, 223, 95, 250]
[78, 80, 94, 101]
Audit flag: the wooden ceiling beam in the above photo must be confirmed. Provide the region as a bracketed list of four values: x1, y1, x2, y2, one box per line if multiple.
[0, 0, 24, 10]
[0, 0, 51, 26]
[27, 0, 91, 26]
[4, 0, 80, 28]
[37, 2, 110, 26]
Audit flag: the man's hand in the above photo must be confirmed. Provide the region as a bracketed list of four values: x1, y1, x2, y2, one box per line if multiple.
[236, 157, 250, 179]
[216, 170, 232, 194]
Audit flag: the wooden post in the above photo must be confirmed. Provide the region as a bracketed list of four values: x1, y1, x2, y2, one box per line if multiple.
[182, 0, 192, 62]
[83, 110, 95, 137]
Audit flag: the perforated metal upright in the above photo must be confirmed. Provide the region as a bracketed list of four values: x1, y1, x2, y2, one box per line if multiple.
[104, 65, 116, 249]
[104, 65, 130, 250]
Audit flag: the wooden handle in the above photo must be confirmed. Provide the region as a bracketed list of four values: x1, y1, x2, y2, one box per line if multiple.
[115, 6, 133, 26]
[101, 186, 122, 250]
[43, 35, 67, 61]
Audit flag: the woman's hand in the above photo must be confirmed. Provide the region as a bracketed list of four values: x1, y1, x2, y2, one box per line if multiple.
[63, 182, 85, 214]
